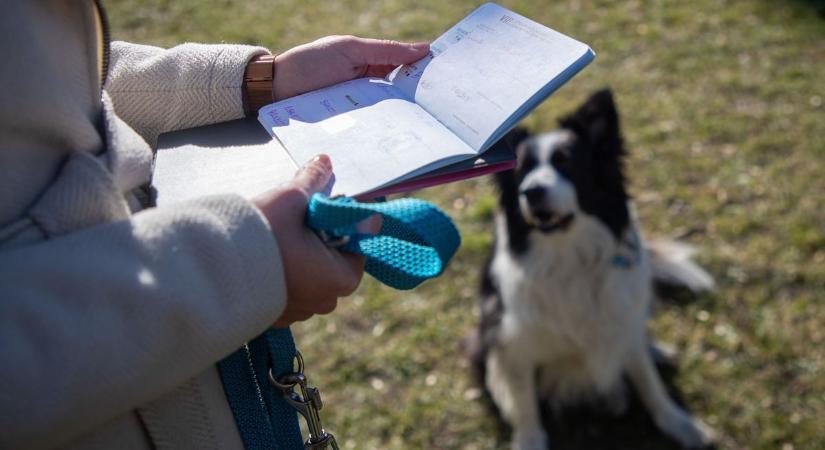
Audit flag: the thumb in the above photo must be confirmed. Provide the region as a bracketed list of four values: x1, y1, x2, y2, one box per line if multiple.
[293, 154, 333, 195]
[353, 38, 430, 66]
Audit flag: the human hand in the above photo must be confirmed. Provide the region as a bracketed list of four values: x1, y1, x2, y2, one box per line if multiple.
[253, 155, 380, 328]
[272, 35, 430, 101]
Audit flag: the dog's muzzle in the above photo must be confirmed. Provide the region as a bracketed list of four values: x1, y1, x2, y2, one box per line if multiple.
[521, 186, 575, 232]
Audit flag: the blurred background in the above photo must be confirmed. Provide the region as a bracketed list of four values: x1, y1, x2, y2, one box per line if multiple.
[107, 0, 824, 448]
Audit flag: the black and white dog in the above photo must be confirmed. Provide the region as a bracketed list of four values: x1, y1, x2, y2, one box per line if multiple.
[471, 89, 715, 449]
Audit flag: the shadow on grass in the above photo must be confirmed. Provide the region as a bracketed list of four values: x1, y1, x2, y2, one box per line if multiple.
[766, 0, 825, 20]
[476, 360, 713, 450]
[539, 362, 713, 450]
[793, 0, 825, 16]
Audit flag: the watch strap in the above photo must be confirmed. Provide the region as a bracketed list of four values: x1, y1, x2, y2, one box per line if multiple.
[243, 54, 276, 116]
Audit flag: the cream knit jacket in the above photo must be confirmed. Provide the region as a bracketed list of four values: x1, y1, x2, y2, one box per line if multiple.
[0, 3, 287, 449]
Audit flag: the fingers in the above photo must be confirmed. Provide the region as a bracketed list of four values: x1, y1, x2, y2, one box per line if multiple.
[266, 151, 376, 329]
[364, 64, 402, 78]
[348, 37, 430, 66]
[355, 213, 383, 235]
[328, 251, 367, 296]
[272, 312, 312, 329]
[255, 154, 333, 228]
[272, 298, 335, 328]
[293, 155, 333, 195]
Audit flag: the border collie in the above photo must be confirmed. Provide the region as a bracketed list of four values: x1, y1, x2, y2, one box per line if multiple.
[470, 89, 715, 449]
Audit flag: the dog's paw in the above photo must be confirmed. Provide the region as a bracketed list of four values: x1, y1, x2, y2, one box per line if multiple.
[512, 427, 549, 450]
[655, 407, 715, 449]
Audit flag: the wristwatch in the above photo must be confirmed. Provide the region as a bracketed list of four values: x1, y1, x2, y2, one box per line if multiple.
[243, 54, 276, 116]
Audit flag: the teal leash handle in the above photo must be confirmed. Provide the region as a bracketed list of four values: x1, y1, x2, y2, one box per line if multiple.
[220, 194, 461, 449]
[307, 194, 462, 290]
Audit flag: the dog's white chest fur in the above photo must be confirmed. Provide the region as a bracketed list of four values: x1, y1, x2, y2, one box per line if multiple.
[490, 212, 651, 402]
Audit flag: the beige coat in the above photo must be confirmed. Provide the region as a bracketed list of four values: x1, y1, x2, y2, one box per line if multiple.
[0, 2, 288, 449]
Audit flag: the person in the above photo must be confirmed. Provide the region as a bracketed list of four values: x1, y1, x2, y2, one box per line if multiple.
[0, 2, 429, 449]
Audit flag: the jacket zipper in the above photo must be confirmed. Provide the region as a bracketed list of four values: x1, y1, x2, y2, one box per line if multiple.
[94, 0, 111, 87]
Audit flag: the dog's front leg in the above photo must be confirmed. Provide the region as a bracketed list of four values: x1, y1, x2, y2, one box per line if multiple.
[625, 338, 713, 449]
[486, 347, 547, 450]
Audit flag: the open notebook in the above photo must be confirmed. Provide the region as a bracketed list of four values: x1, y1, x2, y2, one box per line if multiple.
[152, 3, 593, 204]
[257, 3, 594, 197]
[152, 117, 515, 204]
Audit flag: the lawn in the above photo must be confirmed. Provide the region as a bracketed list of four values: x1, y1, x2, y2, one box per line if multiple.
[107, 0, 825, 448]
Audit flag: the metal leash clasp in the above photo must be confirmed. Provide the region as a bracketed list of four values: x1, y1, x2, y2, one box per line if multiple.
[268, 352, 339, 450]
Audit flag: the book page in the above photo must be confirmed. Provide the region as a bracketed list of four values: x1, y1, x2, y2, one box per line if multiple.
[258, 78, 475, 196]
[389, 3, 592, 151]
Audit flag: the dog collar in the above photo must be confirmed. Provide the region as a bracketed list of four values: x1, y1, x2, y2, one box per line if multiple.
[612, 228, 641, 269]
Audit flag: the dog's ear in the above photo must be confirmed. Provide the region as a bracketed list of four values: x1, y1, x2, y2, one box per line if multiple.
[561, 89, 630, 240]
[559, 88, 623, 157]
[491, 125, 530, 192]
[492, 125, 530, 201]
[501, 126, 530, 151]
[490, 126, 533, 253]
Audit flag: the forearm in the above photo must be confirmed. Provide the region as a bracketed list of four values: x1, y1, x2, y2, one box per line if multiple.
[105, 41, 269, 146]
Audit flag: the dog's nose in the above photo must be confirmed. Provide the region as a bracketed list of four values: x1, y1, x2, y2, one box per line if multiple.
[522, 186, 546, 206]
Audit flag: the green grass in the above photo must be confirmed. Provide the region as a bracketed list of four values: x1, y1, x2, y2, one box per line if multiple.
[107, 0, 825, 448]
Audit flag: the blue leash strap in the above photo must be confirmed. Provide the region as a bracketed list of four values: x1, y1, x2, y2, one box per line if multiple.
[220, 194, 461, 448]
[262, 329, 304, 446]
[218, 329, 302, 450]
